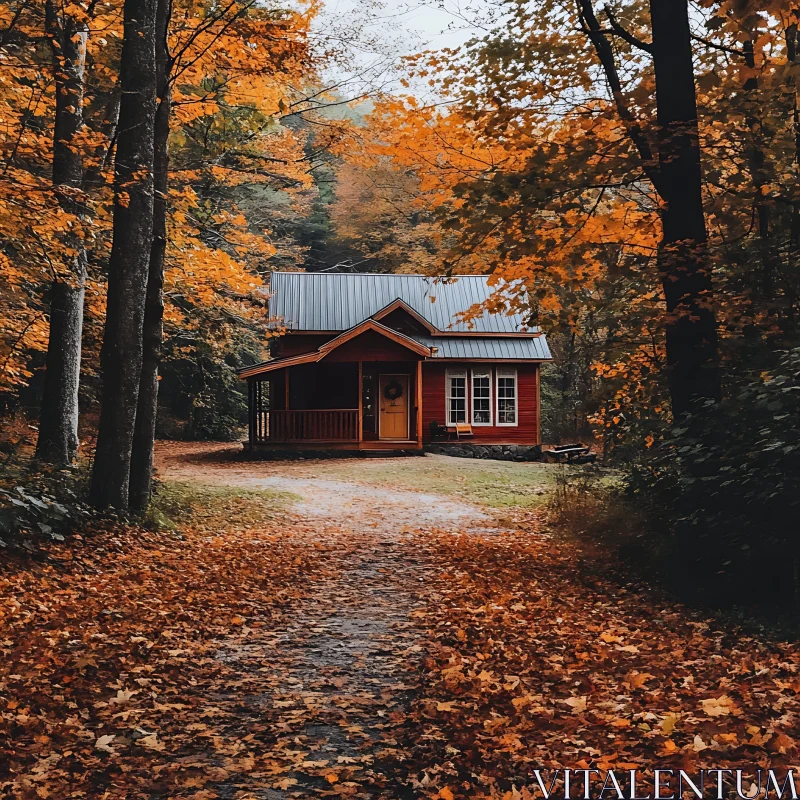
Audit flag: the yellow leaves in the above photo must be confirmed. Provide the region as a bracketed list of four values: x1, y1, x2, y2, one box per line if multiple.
[110, 688, 138, 705]
[747, 726, 772, 747]
[95, 734, 116, 753]
[136, 733, 165, 752]
[504, 675, 521, 691]
[624, 670, 653, 690]
[562, 696, 587, 713]
[660, 713, 678, 735]
[700, 695, 740, 717]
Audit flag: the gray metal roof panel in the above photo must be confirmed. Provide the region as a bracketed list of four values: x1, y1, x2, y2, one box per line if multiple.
[268, 271, 537, 334]
[411, 335, 551, 361]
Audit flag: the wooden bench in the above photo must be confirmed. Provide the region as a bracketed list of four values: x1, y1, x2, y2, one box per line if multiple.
[450, 423, 474, 439]
[431, 421, 474, 440]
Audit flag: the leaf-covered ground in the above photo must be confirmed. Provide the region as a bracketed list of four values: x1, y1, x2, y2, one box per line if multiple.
[2, 443, 799, 799]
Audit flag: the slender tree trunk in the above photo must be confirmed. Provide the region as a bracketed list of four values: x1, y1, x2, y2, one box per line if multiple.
[738, 39, 780, 301]
[83, 88, 121, 193]
[650, 0, 720, 416]
[786, 19, 800, 274]
[35, 5, 88, 465]
[129, 0, 172, 511]
[89, 0, 157, 509]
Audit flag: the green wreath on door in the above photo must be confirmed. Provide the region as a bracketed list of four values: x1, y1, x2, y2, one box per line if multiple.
[383, 380, 404, 401]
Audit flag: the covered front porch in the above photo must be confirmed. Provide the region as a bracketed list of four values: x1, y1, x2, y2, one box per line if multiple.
[246, 359, 424, 452]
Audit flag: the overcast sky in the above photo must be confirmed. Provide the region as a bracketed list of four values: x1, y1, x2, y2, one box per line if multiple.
[314, 0, 496, 99]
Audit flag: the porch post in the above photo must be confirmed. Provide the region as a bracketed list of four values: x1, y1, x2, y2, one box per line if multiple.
[247, 378, 255, 452]
[357, 360, 363, 445]
[285, 368, 290, 410]
[416, 359, 423, 448]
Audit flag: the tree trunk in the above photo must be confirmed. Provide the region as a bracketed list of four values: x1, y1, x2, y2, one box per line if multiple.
[35, 5, 88, 465]
[738, 38, 780, 301]
[129, 0, 172, 511]
[89, 0, 157, 510]
[650, 0, 720, 416]
[786, 19, 800, 277]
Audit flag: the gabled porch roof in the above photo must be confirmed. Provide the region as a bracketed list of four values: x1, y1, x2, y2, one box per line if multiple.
[370, 298, 439, 334]
[238, 318, 431, 379]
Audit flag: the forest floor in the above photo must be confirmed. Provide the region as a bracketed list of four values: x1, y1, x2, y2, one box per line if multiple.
[2, 442, 800, 800]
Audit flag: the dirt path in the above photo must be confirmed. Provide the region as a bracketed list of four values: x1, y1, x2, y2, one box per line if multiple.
[154, 442, 507, 798]
[152, 443, 800, 800]
[156, 441, 500, 534]
[6, 443, 800, 799]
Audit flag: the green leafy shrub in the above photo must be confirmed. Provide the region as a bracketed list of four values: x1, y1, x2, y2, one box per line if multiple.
[628, 348, 800, 609]
[0, 476, 91, 551]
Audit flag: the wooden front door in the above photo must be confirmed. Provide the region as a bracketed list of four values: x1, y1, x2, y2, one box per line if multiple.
[378, 374, 410, 440]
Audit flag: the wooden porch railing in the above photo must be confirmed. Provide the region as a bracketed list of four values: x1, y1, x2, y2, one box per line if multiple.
[266, 409, 359, 442]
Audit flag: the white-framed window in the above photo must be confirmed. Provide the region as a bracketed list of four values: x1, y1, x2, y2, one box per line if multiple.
[471, 369, 492, 425]
[496, 368, 518, 426]
[446, 369, 467, 425]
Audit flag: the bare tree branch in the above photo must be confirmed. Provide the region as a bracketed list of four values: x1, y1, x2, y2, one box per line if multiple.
[690, 32, 744, 57]
[576, 0, 663, 196]
[604, 6, 652, 53]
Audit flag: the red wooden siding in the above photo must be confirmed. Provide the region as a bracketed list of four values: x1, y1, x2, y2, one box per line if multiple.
[274, 333, 334, 358]
[422, 362, 540, 445]
[324, 330, 425, 363]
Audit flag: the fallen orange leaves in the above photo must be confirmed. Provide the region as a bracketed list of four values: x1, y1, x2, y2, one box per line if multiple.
[391, 525, 800, 797]
[3, 458, 800, 799]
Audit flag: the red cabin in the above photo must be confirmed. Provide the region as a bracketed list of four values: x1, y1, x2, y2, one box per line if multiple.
[239, 272, 552, 453]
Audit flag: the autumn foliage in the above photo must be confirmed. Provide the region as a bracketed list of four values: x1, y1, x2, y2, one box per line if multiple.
[0, 0, 345, 425]
[338, 0, 800, 437]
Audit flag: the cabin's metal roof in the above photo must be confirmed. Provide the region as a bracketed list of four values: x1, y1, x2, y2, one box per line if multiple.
[412, 335, 551, 361]
[268, 271, 537, 334]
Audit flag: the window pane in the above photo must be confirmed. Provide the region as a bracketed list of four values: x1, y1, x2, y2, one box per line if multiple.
[472, 374, 490, 424]
[447, 374, 467, 424]
[497, 374, 517, 424]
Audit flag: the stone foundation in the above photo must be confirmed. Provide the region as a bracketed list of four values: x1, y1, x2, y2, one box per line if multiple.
[424, 443, 543, 462]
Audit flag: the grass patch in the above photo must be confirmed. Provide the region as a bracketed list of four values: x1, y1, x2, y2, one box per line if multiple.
[547, 465, 634, 550]
[145, 480, 299, 530]
[310, 455, 572, 508]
